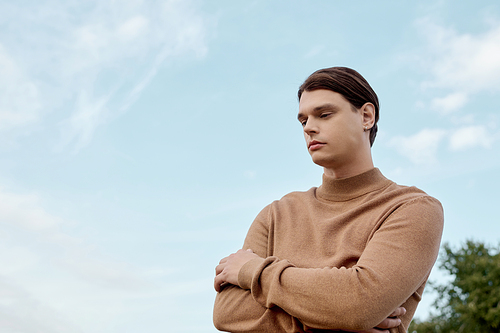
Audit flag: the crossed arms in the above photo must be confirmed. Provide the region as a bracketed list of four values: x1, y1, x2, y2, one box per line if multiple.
[215, 249, 407, 333]
[213, 195, 444, 332]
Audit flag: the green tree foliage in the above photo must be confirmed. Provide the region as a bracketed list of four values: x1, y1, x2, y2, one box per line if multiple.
[409, 240, 500, 333]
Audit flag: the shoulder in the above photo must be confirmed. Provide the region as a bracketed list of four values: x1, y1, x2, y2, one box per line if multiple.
[380, 182, 444, 228]
[381, 180, 442, 208]
[270, 187, 318, 207]
[356, 176, 444, 228]
[251, 188, 319, 222]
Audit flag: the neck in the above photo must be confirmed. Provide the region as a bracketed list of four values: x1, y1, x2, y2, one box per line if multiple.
[323, 151, 374, 179]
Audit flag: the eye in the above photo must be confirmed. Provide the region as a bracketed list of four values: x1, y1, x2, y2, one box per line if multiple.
[320, 113, 331, 118]
[299, 118, 307, 127]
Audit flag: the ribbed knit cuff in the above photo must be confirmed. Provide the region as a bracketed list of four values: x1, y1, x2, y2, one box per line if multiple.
[238, 257, 266, 290]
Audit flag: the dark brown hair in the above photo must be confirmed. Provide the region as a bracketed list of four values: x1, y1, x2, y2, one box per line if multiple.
[298, 67, 379, 146]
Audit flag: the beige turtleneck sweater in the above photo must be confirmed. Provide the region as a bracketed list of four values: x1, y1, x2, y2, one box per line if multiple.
[213, 168, 444, 332]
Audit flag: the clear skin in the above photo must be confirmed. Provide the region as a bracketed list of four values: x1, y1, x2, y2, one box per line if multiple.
[214, 90, 405, 332]
[298, 89, 375, 179]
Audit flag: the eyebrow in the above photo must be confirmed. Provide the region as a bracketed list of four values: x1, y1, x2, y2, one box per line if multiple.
[297, 103, 340, 120]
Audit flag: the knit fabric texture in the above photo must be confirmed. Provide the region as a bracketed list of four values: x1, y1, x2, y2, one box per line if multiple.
[214, 168, 444, 333]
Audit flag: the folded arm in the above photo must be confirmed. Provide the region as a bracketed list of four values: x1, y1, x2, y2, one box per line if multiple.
[214, 249, 406, 332]
[214, 196, 443, 331]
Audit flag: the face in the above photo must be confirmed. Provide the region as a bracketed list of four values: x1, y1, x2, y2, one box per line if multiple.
[297, 89, 372, 173]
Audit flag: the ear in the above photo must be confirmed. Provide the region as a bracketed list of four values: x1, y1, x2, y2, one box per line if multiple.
[361, 102, 375, 129]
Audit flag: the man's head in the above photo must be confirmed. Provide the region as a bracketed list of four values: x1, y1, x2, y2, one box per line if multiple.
[298, 67, 379, 146]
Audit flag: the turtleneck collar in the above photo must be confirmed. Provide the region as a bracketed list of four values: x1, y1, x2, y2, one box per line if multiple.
[316, 168, 392, 202]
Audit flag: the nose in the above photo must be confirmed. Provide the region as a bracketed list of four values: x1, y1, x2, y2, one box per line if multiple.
[303, 119, 318, 135]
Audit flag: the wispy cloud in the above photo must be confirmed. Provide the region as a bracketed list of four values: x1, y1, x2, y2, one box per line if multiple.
[0, 186, 143, 286]
[0, 0, 210, 152]
[390, 17, 500, 165]
[449, 125, 493, 151]
[412, 18, 500, 120]
[430, 92, 468, 115]
[418, 18, 500, 94]
[389, 125, 497, 164]
[389, 128, 447, 165]
[0, 188, 62, 231]
[0, 278, 81, 333]
[0, 185, 166, 330]
[0, 44, 41, 131]
[56, 90, 113, 153]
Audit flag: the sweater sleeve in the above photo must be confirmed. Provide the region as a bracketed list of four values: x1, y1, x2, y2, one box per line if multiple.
[237, 196, 444, 331]
[213, 204, 303, 332]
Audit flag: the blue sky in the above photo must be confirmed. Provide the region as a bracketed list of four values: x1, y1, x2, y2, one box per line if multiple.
[0, 1, 499, 332]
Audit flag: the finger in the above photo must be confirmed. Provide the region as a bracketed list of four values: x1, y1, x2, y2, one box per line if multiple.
[214, 276, 220, 292]
[376, 317, 401, 329]
[219, 257, 229, 264]
[389, 306, 406, 317]
[246, 249, 254, 253]
[214, 273, 226, 292]
[215, 263, 225, 275]
[364, 330, 389, 333]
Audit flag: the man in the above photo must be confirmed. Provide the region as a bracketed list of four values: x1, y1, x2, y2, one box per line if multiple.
[213, 67, 444, 332]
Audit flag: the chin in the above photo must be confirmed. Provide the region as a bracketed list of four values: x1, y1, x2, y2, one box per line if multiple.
[311, 156, 336, 169]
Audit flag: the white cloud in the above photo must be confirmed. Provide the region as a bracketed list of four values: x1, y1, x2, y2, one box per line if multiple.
[0, 0, 210, 151]
[0, 246, 39, 276]
[117, 16, 150, 42]
[389, 128, 447, 164]
[56, 90, 112, 153]
[430, 92, 468, 114]
[0, 185, 152, 290]
[0, 44, 41, 131]
[415, 17, 500, 143]
[0, 185, 220, 333]
[449, 125, 493, 151]
[58, 252, 150, 291]
[406, 18, 500, 168]
[419, 19, 500, 93]
[0, 189, 61, 231]
[389, 125, 497, 164]
[0, 185, 160, 330]
[0, 279, 81, 333]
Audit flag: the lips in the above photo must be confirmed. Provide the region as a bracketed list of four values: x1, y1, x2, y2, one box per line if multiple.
[308, 140, 325, 151]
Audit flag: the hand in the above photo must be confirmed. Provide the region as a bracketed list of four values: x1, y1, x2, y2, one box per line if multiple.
[344, 307, 406, 333]
[214, 249, 259, 292]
